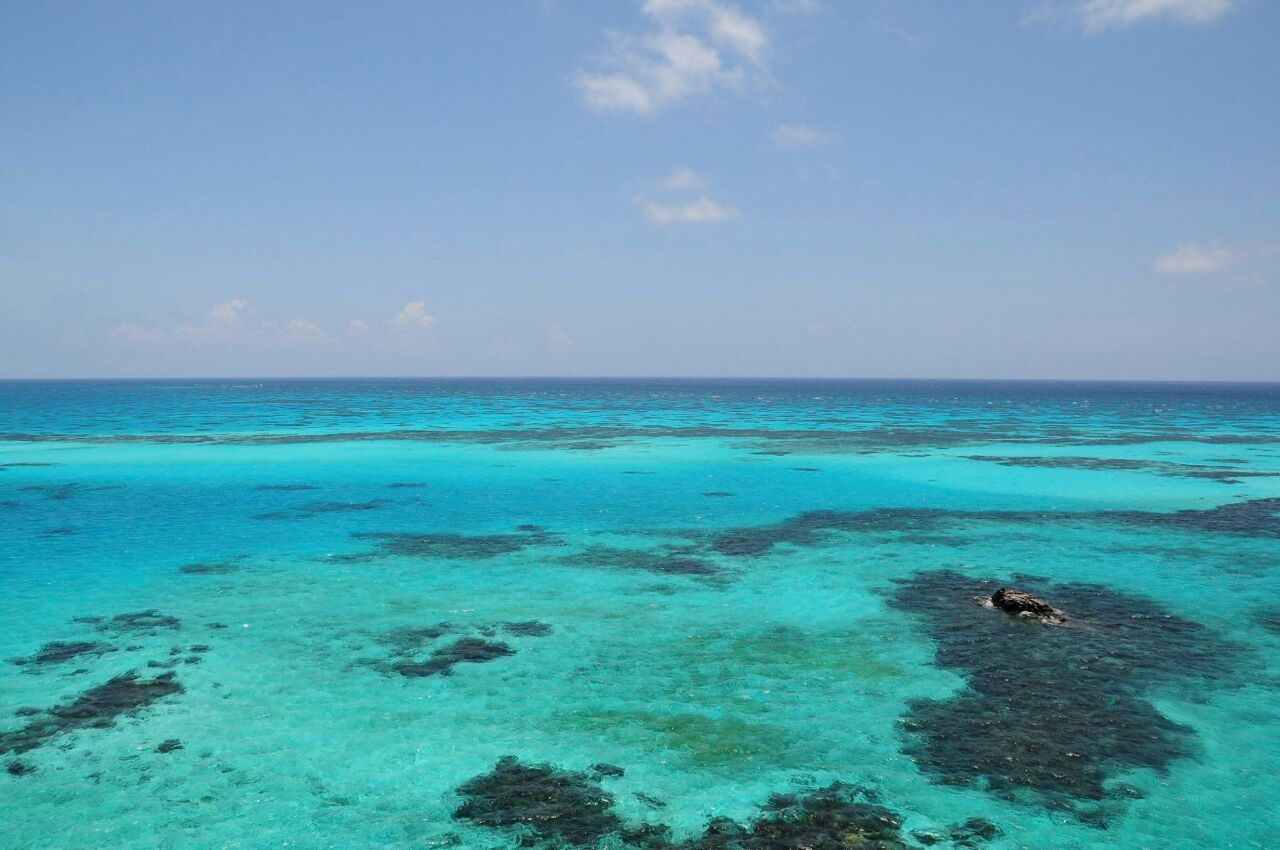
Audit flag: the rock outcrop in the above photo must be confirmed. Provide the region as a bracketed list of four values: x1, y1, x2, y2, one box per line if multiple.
[990, 587, 1066, 623]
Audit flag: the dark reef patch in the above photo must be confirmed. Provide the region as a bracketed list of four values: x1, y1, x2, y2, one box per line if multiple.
[7, 760, 36, 776]
[7, 423, 1280, 452]
[888, 569, 1238, 821]
[560, 545, 720, 579]
[377, 623, 453, 655]
[454, 757, 623, 847]
[951, 818, 1001, 843]
[365, 620, 547, 677]
[790, 467, 821, 473]
[635, 793, 666, 809]
[392, 638, 515, 677]
[95, 610, 181, 633]
[11, 640, 117, 669]
[454, 757, 915, 850]
[913, 818, 1001, 847]
[1111, 496, 1280, 538]
[0, 671, 183, 755]
[502, 620, 553, 637]
[354, 527, 561, 560]
[1255, 608, 1280, 636]
[702, 491, 735, 498]
[179, 558, 244, 575]
[710, 509, 949, 556]
[963, 453, 1278, 484]
[18, 482, 120, 500]
[39, 525, 80, 537]
[156, 738, 183, 753]
[385, 481, 428, 489]
[896, 533, 972, 548]
[676, 782, 911, 850]
[454, 763, 914, 850]
[591, 762, 625, 779]
[253, 499, 388, 521]
[709, 497, 1280, 557]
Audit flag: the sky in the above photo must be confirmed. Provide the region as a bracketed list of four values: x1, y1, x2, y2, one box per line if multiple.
[1, 0, 1277, 380]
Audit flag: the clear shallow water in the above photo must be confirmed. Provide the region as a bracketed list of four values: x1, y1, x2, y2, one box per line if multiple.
[1, 379, 1278, 850]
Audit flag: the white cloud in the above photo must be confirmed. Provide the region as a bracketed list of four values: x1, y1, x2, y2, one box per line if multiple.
[176, 298, 252, 341]
[113, 299, 335, 348]
[773, 0, 820, 13]
[640, 196, 740, 224]
[771, 123, 835, 149]
[575, 0, 768, 114]
[209, 298, 249, 324]
[577, 73, 656, 113]
[549, 325, 573, 348]
[282, 318, 327, 343]
[1033, 0, 1235, 32]
[390, 300, 436, 331]
[1154, 242, 1237, 275]
[659, 167, 705, 190]
[109, 300, 448, 351]
[700, 2, 767, 61]
[638, 167, 739, 224]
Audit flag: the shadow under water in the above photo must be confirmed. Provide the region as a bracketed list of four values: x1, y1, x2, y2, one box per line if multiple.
[452, 757, 938, 849]
[708, 497, 1280, 557]
[9, 640, 117, 670]
[887, 570, 1242, 823]
[0, 671, 183, 757]
[961, 454, 1279, 485]
[351, 526, 561, 560]
[558, 545, 721, 579]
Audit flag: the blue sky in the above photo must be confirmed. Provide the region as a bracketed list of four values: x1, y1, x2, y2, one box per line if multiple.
[2, 0, 1276, 379]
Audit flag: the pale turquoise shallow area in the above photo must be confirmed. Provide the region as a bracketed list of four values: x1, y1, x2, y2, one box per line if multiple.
[1, 380, 1278, 850]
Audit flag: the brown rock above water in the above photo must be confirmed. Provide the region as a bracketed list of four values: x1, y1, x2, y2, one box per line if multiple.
[990, 587, 1066, 623]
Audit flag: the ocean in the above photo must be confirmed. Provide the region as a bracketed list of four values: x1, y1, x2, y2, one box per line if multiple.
[1, 378, 1278, 850]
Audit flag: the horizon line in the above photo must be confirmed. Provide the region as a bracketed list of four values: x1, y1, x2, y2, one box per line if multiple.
[2, 375, 1280, 386]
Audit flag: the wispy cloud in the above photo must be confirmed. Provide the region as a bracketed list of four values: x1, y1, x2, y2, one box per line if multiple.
[389, 300, 436, 331]
[640, 196, 741, 224]
[1030, 0, 1236, 32]
[209, 299, 249, 324]
[282, 318, 326, 343]
[549, 325, 573, 349]
[175, 298, 252, 341]
[772, 0, 820, 14]
[771, 123, 835, 149]
[1154, 242, 1237, 275]
[111, 299, 335, 347]
[110, 300, 438, 349]
[575, 0, 769, 115]
[636, 169, 740, 224]
[658, 167, 705, 190]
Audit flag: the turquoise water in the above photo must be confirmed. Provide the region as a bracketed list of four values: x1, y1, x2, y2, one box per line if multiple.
[1, 379, 1278, 850]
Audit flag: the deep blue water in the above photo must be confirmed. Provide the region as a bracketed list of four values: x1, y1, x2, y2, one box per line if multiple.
[1, 379, 1278, 850]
